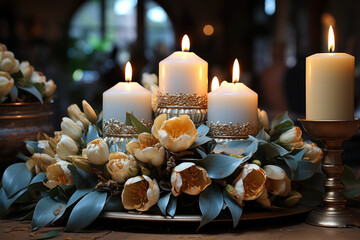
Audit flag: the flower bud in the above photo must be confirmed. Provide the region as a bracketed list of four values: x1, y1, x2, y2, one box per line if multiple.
[44, 79, 56, 98]
[258, 108, 269, 130]
[86, 138, 109, 165]
[284, 195, 301, 207]
[38, 140, 56, 157]
[19, 61, 34, 79]
[141, 167, 151, 176]
[128, 166, 139, 177]
[56, 135, 79, 160]
[0, 71, 14, 99]
[30, 71, 46, 84]
[252, 160, 261, 167]
[302, 142, 323, 165]
[61, 117, 83, 142]
[0, 51, 19, 74]
[225, 184, 240, 202]
[67, 104, 90, 131]
[72, 156, 96, 173]
[82, 100, 97, 124]
[278, 126, 303, 151]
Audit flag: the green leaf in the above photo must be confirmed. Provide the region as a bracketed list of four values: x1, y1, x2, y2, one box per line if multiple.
[67, 189, 92, 207]
[341, 165, 360, 197]
[36, 230, 62, 240]
[0, 187, 27, 216]
[9, 85, 18, 102]
[17, 85, 43, 103]
[167, 195, 177, 217]
[198, 184, 223, 229]
[190, 136, 213, 149]
[85, 124, 99, 145]
[12, 70, 29, 87]
[103, 194, 124, 211]
[33, 82, 45, 95]
[270, 111, 293, 136]
[197, 124, 210, 136]
[66, 191, 107, 232]
[157, 192, 171, 216]
[31, 196, 66, 230]
[129, 112, 151, 133]
[2, 163, 32, 198]
[125, 111, 133, 125]
[223, 189, 243, 228]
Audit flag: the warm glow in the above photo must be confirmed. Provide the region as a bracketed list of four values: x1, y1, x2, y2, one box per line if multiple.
[203, 25, 214, 36]
[182, 34, 190, 52]
[328, 25, 335, 52]
[232, 59, 240, 83]
[125, 61, 132, 82]
[211, 76, 219, 91]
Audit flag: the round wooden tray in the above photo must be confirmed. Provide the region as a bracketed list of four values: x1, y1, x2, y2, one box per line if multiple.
[100, 206, 312, 222]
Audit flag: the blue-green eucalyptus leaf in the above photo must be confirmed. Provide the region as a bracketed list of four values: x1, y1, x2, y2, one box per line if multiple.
[65, 191, 107, 232]
[66, 189, 92, 207]
[28, 173, 48, 192]
[198, 184, 223, 229]
[294, 148, 307, 161]
[190, 136, 212, 149]
[0, 187, 27, 216]
[223, 189, 243, 228]
[30, 173, 46, 185]
[157, 192, 171, 216]
[197, 124, 210, 136]
[212, 139, 256, 155]
[256, 128, 270, 141]
[103, 194, 124, 211]
[196, 148, 207, 158]
[17, 85, 43, 103]
[85, 124, 99, 145]
[293, 160, 317, 181]
[167, 195, 177, 217]
[24, 140, 42, 153]
[200, 154, 246, 179]
[16, 153, 29, 162]
[2, 163, 32, 198]
[9, 85, 18, 102]
[31, 196, 66, 231]
[67, 165, 97, 189]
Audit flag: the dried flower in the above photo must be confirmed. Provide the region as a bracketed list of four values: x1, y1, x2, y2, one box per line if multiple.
[19, 61, 34, 79]
[86, 138, 109, 165]
[82, 100, 97, 124]
[156, 115, 198, 152]
[0, 50, 19, 74]
[122, 175, 160, 211]
[263, 165, 291, 197]
[60, 117, 83, 142]
[26, 153, 56, 174]
[106, 152, 138, 183]
[170, 162, 211, 197]
[56, 135, 79, 160]
[0, 71, 14, 100]
[302, 142, 323, 165]
[30, 71, 46, 84]
[67, 104, 90, 131]
[278, 126, 303, 151]
[38, 140, 56, 157]
[126, 132, 165, 166]
[44, 160, 74, 189]
[44, 79, 56, 98]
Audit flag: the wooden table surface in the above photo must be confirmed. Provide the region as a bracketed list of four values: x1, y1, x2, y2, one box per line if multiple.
[1, 208, 360, 240]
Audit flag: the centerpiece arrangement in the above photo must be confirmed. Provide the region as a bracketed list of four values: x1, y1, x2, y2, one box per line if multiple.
[0, 28, 359, 234]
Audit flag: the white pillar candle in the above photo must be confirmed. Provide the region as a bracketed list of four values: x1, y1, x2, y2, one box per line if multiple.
[306, 26, 354, 120]
[103, 62, 152, 123]
[159, 35, 208, 95]
[208, 60, 258, 124]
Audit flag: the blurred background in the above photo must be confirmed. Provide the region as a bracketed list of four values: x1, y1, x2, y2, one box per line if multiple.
[0, 0, 359, 170]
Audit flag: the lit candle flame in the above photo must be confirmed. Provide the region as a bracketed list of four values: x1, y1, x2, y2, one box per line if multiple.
[182, 34, 190, 52]
[328, 25, 335, 53]
[211, 76, 219, 91]
[125, 61, 132, 82]
[232, 59, 240, 83]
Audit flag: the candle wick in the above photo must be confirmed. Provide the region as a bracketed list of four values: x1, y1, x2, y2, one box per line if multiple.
[329, 45, 334, 53]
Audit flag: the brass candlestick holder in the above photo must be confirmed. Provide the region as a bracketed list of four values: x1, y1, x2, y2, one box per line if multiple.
[298, 119, 360, 228]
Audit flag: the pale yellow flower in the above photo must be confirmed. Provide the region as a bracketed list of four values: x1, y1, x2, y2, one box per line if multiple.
[0, 71, 14, 99]
[60, 117, 83, 142]
[126, 132, 165, 166]
[122, 175, 160, 211]
[44, 160, 74, 189]
[26, 153, 56, 174]
[86, 138, 109, 165]
[56, 135, 79, 160]
[19, 61, 34, 79]
[263, 165, 291, 197]
[278, 126, 303, 150]
[302, 142, 323, 165]
[106, 152, 138, 183]
[171, 162, 211, 197]
[156, 115, 198, 152]
[0, 51, 19, 74]
[232, 164, 267, 205]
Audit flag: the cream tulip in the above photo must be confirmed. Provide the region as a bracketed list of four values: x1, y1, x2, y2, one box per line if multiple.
[106, 152, 138, 183]
[263, 165, 291, 197]
[0, 51, 19, 74]
[19, 61, 34, 79]
[86, 138, 109, 165]
[82, 100, 97, 124]
[0, 71, 14, 100]
[122, 175, 160, 211]
[278, 126, 303, 151]
[232, 164, 267, 205]
[170, 162, 211, 197]
[156, 115, 198, 152]
[44, 79, 56, 98]
[26, 153, 56, 174]
[126, 132, 165, 166]
[30, 71, 46, 84]
[302, 142, 323, 165]
[56, 135, 79, 160]
[38, 140, 56, 157]
[60, 117, 83, 141]
[44, 160, 74, 189]
[258, 108, 269, 130]
[67, 104, 90, 131]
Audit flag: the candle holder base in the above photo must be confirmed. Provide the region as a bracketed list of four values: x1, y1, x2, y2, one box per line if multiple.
[298, 119, 360, 228]
[207, 121, 258, 142]
[157, 107, 207, 126]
